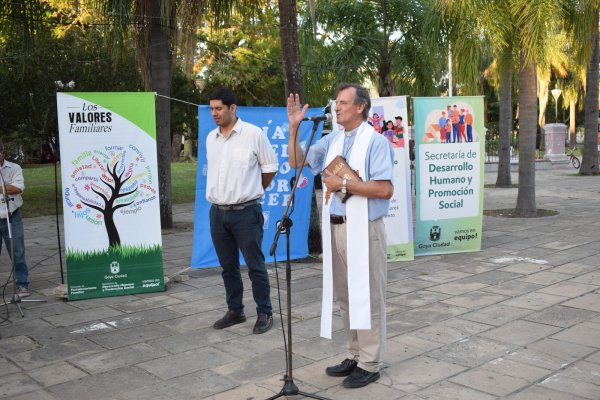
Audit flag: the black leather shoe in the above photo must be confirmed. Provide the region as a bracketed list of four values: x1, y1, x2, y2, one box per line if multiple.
[253, 313, 273, 334]
[213, 310, 246, 329]
[342, 366, 380, 388]
[325, 359, 358, 377]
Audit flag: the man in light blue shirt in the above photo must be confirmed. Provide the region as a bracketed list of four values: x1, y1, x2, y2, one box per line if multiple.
[287, 84, 394, 389]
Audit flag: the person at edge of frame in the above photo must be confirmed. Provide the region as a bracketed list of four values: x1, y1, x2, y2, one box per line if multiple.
[0, 142, 31, 298]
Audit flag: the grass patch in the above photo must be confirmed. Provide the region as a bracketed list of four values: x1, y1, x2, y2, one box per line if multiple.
[66, 244, 162, 260]
[21, 162, 198, 218]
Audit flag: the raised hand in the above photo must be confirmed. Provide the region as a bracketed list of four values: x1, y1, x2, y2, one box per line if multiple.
[286, 93, 309, 129]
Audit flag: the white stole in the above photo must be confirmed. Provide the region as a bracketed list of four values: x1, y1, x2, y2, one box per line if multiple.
[320, 121, 373, 339]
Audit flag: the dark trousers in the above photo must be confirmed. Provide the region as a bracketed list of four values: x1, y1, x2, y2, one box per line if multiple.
[209, 203, 272, 315]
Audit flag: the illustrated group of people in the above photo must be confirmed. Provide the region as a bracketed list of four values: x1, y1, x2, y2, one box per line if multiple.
[369, 113, 406, 148]
[207, 84, 394, 389]
[438, 104, 474, 143]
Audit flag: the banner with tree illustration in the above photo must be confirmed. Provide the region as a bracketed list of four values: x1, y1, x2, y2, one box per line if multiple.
[57, 92, 164, 300]
[413, 97, 484, 255]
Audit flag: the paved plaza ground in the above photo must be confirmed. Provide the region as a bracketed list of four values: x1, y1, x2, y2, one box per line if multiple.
[0, 168, 599, 399]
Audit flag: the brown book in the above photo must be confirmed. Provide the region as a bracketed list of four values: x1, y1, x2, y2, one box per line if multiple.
[324, 155, 363, 203]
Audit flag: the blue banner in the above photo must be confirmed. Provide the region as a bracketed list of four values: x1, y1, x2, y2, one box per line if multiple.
[191, 106, 324, 268]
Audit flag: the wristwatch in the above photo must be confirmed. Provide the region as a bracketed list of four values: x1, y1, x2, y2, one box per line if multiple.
[341, 178, 347, 194]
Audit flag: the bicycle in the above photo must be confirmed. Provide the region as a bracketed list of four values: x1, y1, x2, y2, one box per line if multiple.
[566, 147, 580, 169]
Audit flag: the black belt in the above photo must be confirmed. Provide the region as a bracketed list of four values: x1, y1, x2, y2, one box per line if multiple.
[330, 215, 346, 225]
[213, 199, 260, 211]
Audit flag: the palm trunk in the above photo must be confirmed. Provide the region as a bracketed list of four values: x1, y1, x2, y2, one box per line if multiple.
[379, 45, 393, 97]
[496, 55, 513, 187]
[538, 80, 548, 127]
[580, 10, 600, 175]
[278, 0, 304, 99]
[278, 0, 321, 254]
[569, 100, 576, 148]
[515, 52, 537, 217]
[147, 0, 174, 228]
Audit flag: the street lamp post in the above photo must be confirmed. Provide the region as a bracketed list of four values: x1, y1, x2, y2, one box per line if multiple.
[551, 88, 562, 123]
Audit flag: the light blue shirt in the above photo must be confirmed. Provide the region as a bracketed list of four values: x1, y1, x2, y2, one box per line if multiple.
[306, 126, 394, 220]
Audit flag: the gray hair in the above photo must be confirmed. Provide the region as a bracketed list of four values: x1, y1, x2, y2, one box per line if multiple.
[336, 83, 371, 120]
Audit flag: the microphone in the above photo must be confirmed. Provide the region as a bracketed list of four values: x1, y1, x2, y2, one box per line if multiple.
[301, 113, 332, 122]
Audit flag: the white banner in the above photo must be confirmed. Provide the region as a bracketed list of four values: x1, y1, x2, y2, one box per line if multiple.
[370, 96, 414, 261]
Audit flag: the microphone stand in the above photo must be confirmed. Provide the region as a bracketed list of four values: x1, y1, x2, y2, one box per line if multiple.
[0, 167, 46, 319]
[267, 120, 329, 400]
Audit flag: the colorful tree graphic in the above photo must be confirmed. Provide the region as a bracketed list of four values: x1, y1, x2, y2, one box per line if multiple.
[65, 145, 156, 248]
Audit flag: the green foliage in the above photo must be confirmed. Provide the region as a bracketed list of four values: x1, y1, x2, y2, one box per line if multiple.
[0, 3, 142, 162]
[197, 8, 285, 106]
[171, 66, 202, 141]
[297, 0, 446, 101]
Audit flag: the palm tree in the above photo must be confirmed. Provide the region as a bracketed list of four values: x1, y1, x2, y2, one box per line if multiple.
[94, 0, 264, 228]
[580, 11, 600, 174]
[496, 47, 516, 187]
[563, 1, 599, 174]
[306, 0, 438, 97]
[439, 0, 563, 215]
[436, 0, 516, 186]
[277, 0, 322, 254]
[512, 1, 564, 216]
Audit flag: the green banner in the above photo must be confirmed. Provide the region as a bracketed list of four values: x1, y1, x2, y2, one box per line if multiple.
[56, 92, 164, 300]
[413, 97, 484, 255]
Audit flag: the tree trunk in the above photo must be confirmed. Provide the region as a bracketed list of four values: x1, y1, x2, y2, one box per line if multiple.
[183, 133, 195, 161]
[278, 0, 304, 99]
[515, 52, 537, 217]
[379, 50, 393, 97]
[147, 0, 174, 228]
[105, 210, 121, 248]
[538, 79, 549, 127]
[580, 10, 600, 175]
[496, 57, 513, 187]
[171, 132, 182, 161]
[569, 100, 576, 148]
[278, 0, 321, 255]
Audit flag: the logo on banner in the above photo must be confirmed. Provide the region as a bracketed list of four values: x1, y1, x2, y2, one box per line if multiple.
[110, 261, 120, 274]
[430, 226, 441, 241]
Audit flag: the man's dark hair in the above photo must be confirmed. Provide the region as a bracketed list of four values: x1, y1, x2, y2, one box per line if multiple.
[336, 83, 371, 120]
[209, 87, 237, 107]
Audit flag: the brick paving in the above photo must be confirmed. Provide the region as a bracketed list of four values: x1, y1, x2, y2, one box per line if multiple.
[0, 167, 598, 399]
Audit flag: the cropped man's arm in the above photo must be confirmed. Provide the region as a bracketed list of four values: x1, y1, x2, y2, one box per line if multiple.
[322, 172, 392, 200]
[2, 184, 23, 195]
[346, 179, 393, 200]
[262, 172, 276, 189]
